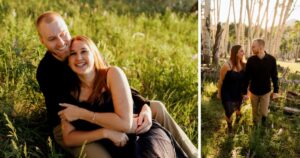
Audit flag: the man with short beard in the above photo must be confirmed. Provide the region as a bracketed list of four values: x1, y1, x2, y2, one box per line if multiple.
[243, 38, 279, 126]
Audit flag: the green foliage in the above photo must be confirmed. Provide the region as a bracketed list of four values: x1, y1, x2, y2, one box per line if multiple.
[280, 20, 300, 60]
[0, 0, 197, 157]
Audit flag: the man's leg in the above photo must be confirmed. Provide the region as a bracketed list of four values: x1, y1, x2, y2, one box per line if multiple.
[53, 125, 111, 158]
[250, 92, 260, 125]
[260, 91, 271, 125]
[150, 100, 198, 158]
[70, 143, 111, 158]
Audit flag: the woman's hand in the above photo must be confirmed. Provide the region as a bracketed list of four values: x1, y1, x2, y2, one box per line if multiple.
[104, 129, 129, 147]
[58, 103, 87, 121]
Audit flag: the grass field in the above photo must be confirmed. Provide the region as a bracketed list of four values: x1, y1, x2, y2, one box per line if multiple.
[0, 0, 198, 157]
[277, 61, 300, 73]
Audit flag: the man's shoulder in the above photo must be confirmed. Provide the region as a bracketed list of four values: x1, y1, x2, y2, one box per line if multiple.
[36, 51, 64, 80]
[247, 55, 257, 63]
[38, 51, 51, 66]
[37, 52, 52, 74]
[265, 53, 276, 61]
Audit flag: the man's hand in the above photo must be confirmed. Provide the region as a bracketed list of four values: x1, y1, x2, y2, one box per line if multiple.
[104, 128, 128, 147]
[217, 93, 221, 99]
[243, 95, 249, 101]
[272, 93, 279, 100]
[58, 103, 85, 122]
[136, 104, 152, 134]
[61, 118, 75, 133]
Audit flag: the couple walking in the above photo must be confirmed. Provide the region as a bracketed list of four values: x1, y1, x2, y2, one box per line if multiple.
[218, 39, 279, 132]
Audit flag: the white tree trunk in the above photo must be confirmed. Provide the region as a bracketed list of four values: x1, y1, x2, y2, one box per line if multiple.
[231, 0, 238, 43]
[263, 0, 270, 39]
[267, 0, 279, 52]
[273, 0, 294, 56]
[246, 0, 253, 57]
[202, 0, 212, 64]
[222, 0, 232, 59]
[253, 0, 263, 38]
[237, 0, 244, 43]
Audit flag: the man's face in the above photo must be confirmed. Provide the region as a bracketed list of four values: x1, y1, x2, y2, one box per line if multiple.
[38, 16, 71, 61]
[251, 41, 260, 55]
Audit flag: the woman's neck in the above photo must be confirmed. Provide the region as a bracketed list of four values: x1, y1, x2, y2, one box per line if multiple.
[232, 59, 242, 71]
[78, 70, 96, 89]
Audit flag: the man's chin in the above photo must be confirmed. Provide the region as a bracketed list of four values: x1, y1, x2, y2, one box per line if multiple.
[53, 53, 67, 61]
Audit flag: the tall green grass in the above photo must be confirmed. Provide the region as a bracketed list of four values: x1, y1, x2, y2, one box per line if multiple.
[0, 0, 197, 157]
[201, 76, 300, 157]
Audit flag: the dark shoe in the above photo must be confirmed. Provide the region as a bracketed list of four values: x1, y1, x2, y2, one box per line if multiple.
[227, 122, 233, 134]
[262, 116, 267, 127]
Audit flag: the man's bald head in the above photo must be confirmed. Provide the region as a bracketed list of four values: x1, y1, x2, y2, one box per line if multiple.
[36, 11, 64, 37]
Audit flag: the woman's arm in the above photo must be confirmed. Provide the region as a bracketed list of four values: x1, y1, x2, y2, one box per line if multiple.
[91, 66, 133, 131]
[59, 66, 133, 132]
[61, 119, 129, 147]
[217, 63, 229, 99]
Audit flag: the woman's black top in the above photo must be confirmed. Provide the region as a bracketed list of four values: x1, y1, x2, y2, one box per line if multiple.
[221, 63, 245, 104]
[68, 89, 187, 158]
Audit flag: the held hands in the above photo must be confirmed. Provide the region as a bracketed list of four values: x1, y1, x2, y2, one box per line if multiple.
[217, 93, 221, 99]
[104, 128, 129, 147]
[243, 95, 249, 101]
[58, 103, 85, 122]
[60, 118, 75, 133]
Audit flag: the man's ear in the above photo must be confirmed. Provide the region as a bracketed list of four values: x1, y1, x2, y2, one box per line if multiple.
[39, 35, 44, 45]
[37, 28, 44, 44]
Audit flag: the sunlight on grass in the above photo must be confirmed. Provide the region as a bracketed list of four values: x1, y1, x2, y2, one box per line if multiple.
[278, 61, 300, 73]
[201, 80, 300, 157]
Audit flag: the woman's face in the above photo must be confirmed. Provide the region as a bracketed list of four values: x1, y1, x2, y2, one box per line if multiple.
[69, 40, 95, 76]
[237, 47, 245, 60]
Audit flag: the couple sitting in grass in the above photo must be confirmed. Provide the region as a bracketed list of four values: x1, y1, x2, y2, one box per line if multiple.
[36, 11, 197, 158]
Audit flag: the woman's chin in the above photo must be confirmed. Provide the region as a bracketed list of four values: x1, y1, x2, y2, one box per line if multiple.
[73, 70, 86, 76]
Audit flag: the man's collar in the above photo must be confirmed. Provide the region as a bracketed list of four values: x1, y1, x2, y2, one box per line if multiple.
[257, 51, 266, 59]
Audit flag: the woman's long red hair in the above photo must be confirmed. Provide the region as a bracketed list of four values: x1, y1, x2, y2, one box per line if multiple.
[70, 35, 108, 103]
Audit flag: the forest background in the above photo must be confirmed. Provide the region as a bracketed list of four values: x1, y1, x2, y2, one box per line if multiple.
[201, 0, 300, 157]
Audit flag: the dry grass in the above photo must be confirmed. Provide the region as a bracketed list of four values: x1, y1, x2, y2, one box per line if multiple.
[277, 61, 300, 73]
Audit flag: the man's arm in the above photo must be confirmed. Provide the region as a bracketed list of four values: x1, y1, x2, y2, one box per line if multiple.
[271, 57, 279, 93]
[37, 65, 62, 129]
[136, 104, 152, 134]
[242, 60, 250, 96]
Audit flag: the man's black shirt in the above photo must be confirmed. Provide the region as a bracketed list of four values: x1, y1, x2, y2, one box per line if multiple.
[243, 52, 279, 95]
[36, 52, 75, 129]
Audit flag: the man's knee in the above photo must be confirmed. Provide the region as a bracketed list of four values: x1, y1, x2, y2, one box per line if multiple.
[73, 143, 111, 158]
[150, 100, 167, 117]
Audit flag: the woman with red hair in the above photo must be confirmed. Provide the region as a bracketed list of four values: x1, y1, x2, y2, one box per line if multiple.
[58, 35, 187, 158]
